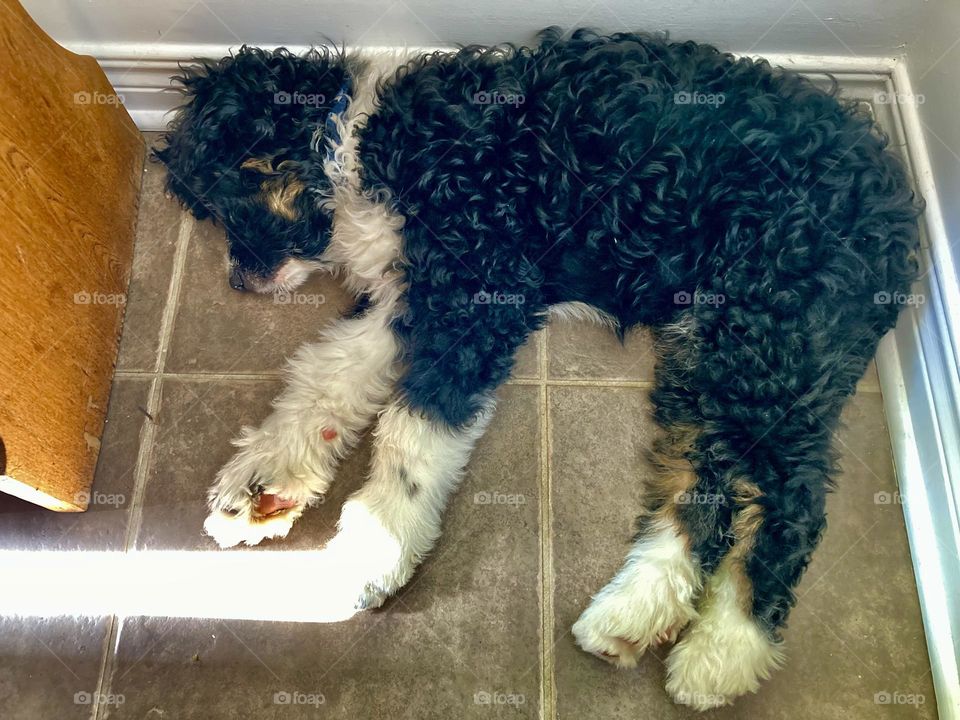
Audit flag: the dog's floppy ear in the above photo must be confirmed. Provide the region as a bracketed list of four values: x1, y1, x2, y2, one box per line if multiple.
[154, 46, 347, 219]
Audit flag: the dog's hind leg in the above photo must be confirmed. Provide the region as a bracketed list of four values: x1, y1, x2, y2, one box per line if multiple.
[203, 300, 401, 548]
[660, 302, 865, 709]
[572, 315, 707, 667]
[664, 421, 836, 709]
[664, 481, 789, 710]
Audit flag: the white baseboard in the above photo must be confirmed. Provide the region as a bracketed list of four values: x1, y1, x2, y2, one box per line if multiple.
[73, 42, 449, 130]
[84, 42, 959, 716]
[65, 40, 898, 131]
[877, 60, 960, 720]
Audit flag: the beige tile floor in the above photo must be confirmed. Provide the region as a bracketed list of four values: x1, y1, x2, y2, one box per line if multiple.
[0, 119, 937, 719]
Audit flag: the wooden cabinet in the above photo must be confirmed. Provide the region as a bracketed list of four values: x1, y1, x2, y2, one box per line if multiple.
[0, 0, 142, 510]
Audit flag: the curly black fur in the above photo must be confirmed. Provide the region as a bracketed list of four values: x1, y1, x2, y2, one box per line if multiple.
[356, 30, 921, 633]
[159, 29, 922, 638]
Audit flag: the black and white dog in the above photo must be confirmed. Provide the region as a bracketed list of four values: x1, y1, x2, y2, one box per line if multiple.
[156, 29, 921, 709]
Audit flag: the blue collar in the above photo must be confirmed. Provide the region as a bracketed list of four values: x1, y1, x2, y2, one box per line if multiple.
[319, 77, 352, 163]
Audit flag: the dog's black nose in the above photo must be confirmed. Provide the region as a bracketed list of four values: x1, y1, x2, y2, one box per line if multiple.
[229, 267, 246, 291]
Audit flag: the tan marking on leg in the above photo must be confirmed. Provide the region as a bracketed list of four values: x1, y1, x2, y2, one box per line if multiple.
[572, 421, 705, 669]
[641, 423, 701, 545]
[665, 478, 782, 709]
[726, 478, 764, 612]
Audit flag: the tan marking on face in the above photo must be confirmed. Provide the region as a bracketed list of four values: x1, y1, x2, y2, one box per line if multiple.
[241, 156, 275, 173]
[262, 176, 305, 221]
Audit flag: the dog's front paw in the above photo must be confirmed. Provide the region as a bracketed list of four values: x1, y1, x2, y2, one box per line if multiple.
[204, 427, 326, 548]
[316, 498, 417, 614]
[203, 506, 301, 549]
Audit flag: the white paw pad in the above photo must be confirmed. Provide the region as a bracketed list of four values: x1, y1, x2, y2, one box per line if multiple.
[203, 505, 303, 548]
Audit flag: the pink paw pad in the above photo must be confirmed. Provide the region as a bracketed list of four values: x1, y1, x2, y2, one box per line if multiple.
[254, 493, 299, 517]
[321, 427, 338, 441]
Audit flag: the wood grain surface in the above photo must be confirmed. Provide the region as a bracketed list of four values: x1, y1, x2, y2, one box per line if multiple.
[0, 0, 143, 511]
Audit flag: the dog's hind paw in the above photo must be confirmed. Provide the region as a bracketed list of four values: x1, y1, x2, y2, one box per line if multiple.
[664, 564, 784, 709]
[665, 623, 782, 710]
[573, 518, 700, 668]
[572, 596, 693, 668]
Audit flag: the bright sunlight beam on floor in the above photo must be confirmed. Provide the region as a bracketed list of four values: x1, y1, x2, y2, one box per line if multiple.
[1, 549, 377, 622]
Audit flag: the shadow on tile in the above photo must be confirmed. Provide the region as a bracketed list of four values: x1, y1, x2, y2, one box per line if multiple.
[547, 321, 655, 382]
[117, 137, 185, 371]
[164, 220, 354, 374]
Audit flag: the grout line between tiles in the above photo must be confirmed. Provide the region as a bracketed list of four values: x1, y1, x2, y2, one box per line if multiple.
[119, 378, 164, 552]
[92, 213, 193, 720]
[92, 377, 164, 720]
[538, 330, 557, 720]
[114, 370, 883, 395]
[119, 212, 192, 552]
[115, 370, 284, 381]
[153, 213, 194, 374]
[90, 613, 118, 720]
[114, 368, 883, 394]
[534, 378, 655, 388]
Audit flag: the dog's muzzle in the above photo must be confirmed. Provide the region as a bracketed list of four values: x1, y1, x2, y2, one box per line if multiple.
[229, 266, 246, 291]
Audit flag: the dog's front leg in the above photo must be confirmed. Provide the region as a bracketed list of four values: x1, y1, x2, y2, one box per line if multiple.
[316, 395, 495, 614]
[204, 302, 401, 548]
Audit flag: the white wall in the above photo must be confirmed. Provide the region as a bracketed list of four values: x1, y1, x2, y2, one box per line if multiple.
[901, 0, 960, 271]
[23, 0, 922, 57]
